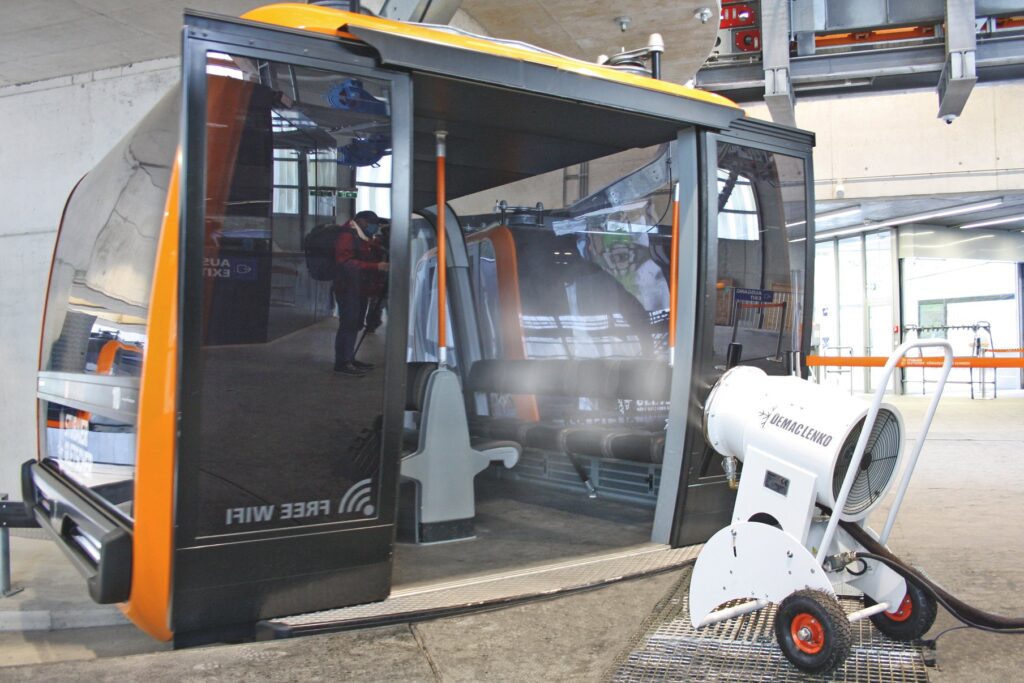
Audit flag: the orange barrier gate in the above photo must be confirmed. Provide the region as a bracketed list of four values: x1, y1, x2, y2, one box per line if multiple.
[806, 355, 1024, 369]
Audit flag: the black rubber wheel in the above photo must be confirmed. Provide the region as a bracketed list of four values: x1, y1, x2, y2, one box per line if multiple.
[775, 589, 852, 675]
[864, 579, 937, 641]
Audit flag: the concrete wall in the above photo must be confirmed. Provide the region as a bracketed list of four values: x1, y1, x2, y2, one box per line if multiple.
[744, 81, 1024, 200]
[0, 58, 178, 499]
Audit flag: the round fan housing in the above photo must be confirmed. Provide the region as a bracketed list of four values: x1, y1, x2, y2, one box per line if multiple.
[704, 366, 905, 521]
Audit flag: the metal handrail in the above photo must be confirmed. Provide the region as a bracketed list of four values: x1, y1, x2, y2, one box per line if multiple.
[814, 339, 954, 564]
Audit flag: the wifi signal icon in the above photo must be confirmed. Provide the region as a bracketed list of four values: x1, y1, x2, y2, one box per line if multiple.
[339, 478, 375, 517]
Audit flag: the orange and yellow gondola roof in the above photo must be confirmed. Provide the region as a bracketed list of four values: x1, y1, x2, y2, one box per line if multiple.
[241, 3, 741, 114]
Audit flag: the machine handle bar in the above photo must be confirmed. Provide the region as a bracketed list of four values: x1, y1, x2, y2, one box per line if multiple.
[815, 339, 954, 565]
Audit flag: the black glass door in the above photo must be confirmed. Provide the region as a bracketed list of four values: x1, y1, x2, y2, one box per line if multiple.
[175, 14, 411, 637]
[673, 122, 814, 546]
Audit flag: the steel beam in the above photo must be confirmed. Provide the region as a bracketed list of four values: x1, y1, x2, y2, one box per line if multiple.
[761, 0, 796, 126]
[938, 0, 979, 121]
[696, 32, 1024, 103]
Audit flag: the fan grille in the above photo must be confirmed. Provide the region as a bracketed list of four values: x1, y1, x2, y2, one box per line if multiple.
[832, 409, 902, 516]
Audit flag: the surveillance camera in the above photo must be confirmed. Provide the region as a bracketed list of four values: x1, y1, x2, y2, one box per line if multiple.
[942, 114, 956, 125]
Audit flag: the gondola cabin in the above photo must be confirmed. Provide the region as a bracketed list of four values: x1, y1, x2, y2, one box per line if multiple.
[24, 3, 815, 645]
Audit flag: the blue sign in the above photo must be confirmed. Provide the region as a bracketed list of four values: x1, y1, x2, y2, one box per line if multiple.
[203, 256, 258, 281]
[734, 287, 774, 304]
[231, 257, 257, 280]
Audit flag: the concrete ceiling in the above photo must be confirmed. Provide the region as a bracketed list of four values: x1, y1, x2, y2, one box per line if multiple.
[0, 1, 720, 88]
[0, 1, 266, 87]
[460, 0, 720, 85]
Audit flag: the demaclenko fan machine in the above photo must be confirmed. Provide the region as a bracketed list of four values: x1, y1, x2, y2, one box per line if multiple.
[689, 340, 953, 674]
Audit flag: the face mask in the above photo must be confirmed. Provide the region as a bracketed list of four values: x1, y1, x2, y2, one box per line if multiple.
[363, 222, 380, 236]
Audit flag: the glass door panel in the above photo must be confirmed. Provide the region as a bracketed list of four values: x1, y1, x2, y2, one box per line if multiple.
[865, 231, 894, 391]
[837, 236, 865, 391]
[194, 53, 395, 537]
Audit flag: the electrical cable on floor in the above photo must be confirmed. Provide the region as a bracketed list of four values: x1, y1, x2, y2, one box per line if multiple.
[926, 625, 970, 645]
[855, 551, 1024, 634]
[841, 520, 1024, 634]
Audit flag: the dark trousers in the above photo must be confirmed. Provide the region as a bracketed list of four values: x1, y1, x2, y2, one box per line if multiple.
[334, 270, 368, 366]
[364, 295, 384, 331]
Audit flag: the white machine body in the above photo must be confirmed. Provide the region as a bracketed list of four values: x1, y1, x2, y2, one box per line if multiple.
[703, 366, 905, 525]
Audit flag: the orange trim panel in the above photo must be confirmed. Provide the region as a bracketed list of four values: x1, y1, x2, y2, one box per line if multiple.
[95, 340, 142, 376]
[122, 153, 181, 641]
[466, 227, 539, 422]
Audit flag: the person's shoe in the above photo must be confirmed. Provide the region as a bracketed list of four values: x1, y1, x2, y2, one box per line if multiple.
[334, 362, 367, 375]
[351, 359, 375, 370]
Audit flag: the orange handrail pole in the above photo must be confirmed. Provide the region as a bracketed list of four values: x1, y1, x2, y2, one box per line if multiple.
[435, 131, 448, 366]
[668, 182, 680, 367]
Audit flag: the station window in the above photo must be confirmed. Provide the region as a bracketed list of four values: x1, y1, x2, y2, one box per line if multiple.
[272, 147, 300, 214]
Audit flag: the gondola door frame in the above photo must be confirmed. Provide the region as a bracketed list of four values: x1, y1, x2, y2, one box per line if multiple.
[667, 121, 815, 548]
[176, 12, 413, 640]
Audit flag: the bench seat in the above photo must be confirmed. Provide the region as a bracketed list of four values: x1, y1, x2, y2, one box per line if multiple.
[465, 358, 672, 466]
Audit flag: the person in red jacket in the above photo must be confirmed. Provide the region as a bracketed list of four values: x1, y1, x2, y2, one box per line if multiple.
[333, 210, 389, 375]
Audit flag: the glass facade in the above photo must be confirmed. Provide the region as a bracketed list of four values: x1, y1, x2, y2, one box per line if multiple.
[813, 230, 896, 393]
[902, 257, 1020, 393]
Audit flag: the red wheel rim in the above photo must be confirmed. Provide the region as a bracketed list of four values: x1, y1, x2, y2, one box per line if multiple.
[790, 613, 825, 654]
[886, 592, 914, 622]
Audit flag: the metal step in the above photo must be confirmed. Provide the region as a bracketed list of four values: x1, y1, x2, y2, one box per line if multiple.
[608, 565, 931, 682]
[258, 544, 702, 639]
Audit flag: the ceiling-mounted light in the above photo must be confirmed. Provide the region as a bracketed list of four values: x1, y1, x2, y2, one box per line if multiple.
[694, 7, 713, 24]
[863, 198, 1004, 230]
[615, 15, 631, 32]
[919, 234, 995, 247]
[959, 212, 1024, 229]
[815, 224, 878, 239]
[817, 205, 862, 221]
[798, 205, 861, 231]
[816, 198, 1005, 240]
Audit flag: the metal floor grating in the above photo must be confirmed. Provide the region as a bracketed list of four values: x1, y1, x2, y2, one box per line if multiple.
[262, 544, 702, 636]
[608, 566, 930, 683]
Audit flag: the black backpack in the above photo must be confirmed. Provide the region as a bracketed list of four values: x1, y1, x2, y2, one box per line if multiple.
[304, 223, 343, 281]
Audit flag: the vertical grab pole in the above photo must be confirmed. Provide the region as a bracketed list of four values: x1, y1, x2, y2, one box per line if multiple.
[435, 131, 449, 367]
[668, 182, 680, 367]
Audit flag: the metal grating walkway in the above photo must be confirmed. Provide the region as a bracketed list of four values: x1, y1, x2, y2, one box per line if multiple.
[608, 566, 931, 682]
[262, 544, 702, 637]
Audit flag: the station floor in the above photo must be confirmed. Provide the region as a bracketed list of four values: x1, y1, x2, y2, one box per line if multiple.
[1, 392, 1022, 682]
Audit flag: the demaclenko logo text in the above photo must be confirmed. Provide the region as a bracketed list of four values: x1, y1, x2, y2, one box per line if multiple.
[766, 413, 834, 447]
